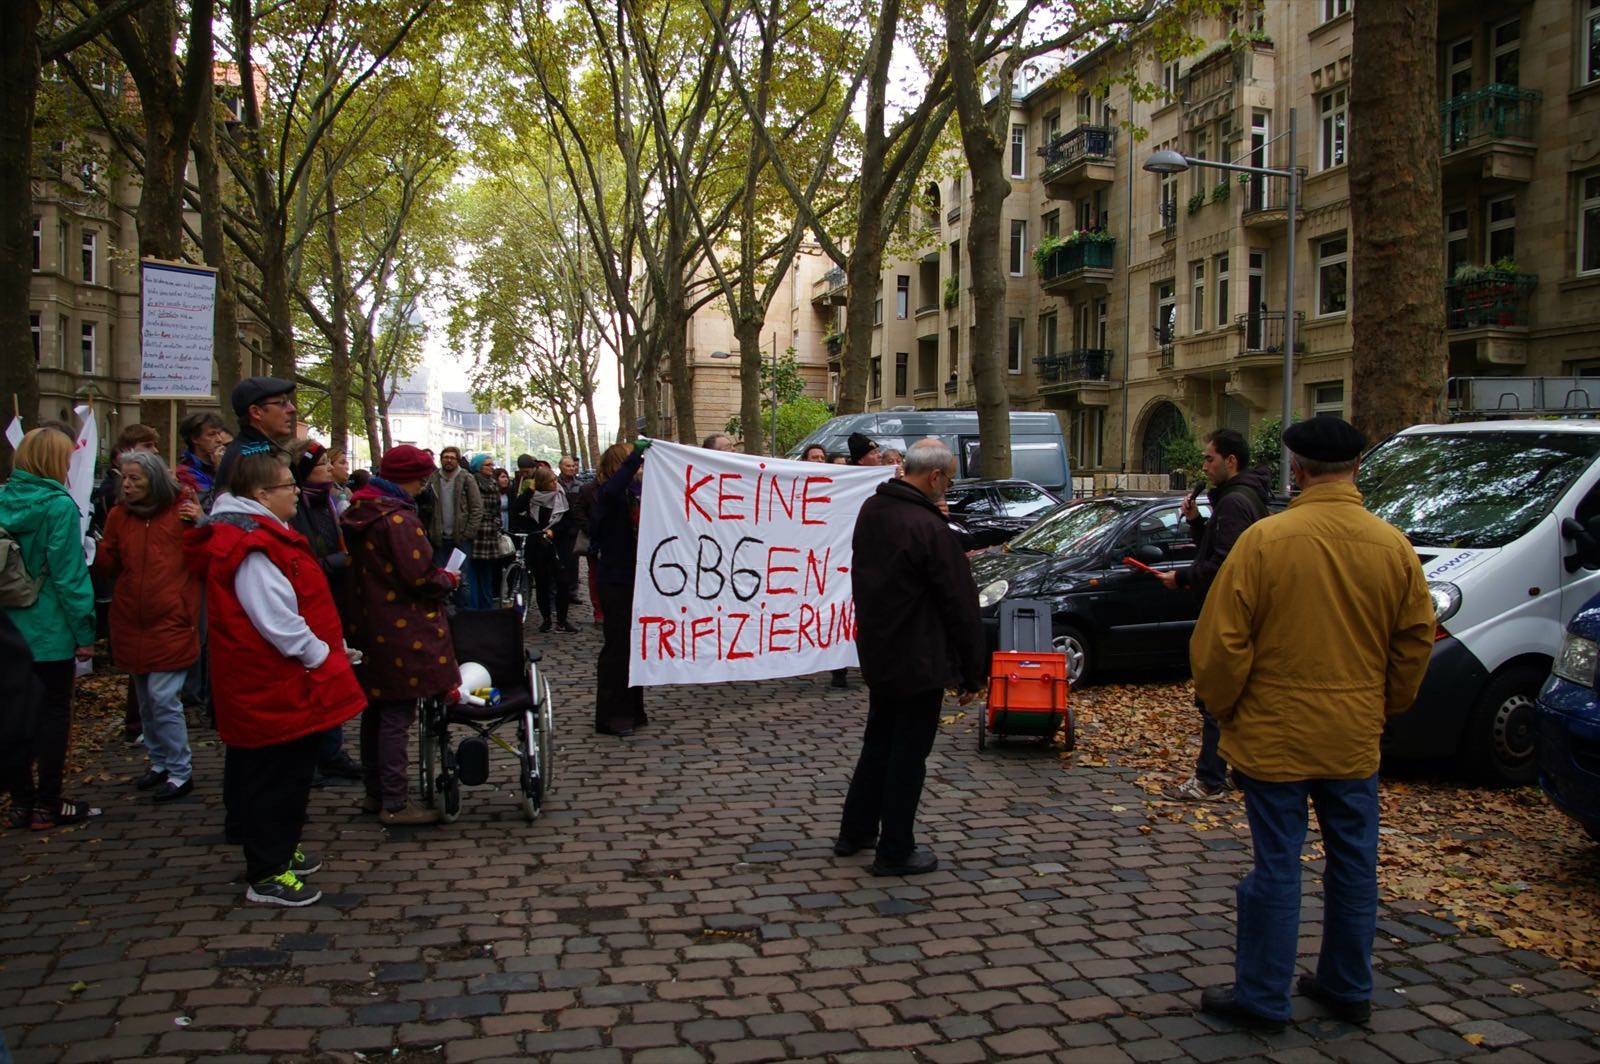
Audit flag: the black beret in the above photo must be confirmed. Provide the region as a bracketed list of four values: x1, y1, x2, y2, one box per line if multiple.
[1282, 415, 1366, 463]
[847, 431, 878, 463]
[231, 376, 295, 418]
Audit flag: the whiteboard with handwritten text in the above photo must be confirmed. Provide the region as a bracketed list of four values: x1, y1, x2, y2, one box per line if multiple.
[139, 260, 217, 398]
[628, 439, 893, 687]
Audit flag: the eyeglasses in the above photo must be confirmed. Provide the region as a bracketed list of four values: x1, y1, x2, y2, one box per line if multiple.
[265, 481, 299, 493]
[258, 398, 294, 410]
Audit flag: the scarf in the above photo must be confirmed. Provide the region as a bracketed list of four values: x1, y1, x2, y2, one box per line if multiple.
[529, 487, 568, 528]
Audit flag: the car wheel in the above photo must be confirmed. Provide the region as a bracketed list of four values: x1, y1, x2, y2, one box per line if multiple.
[1464, 665, 1542, 786]
[1585, 822, 1600, 846]
[1052, 624, 1092, 687]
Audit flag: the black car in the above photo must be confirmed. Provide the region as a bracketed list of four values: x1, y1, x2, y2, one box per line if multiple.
[969, 491, 1281, 684]
[944, 479, 1064, 549]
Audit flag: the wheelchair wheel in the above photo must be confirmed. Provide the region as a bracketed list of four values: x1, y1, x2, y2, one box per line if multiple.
[502, 563, 527, 617]
[433, 738, 462, 824]
[417, 700, 437, 805]
[538, 676, 555, 795]
[518, 709, 542, 823]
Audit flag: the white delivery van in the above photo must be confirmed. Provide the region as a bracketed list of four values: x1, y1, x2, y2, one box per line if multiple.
[1357, 420, 1600, 784]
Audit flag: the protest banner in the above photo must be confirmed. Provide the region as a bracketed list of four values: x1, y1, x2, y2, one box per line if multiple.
[629, 440, 892, 687]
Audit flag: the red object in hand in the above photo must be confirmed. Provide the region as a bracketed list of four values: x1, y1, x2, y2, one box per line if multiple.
[1122, 555, 1160, 576]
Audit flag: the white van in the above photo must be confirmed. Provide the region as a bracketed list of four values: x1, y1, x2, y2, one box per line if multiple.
[1357, 420, 1600, 784]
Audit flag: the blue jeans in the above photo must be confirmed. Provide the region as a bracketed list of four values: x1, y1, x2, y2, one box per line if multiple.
[1195, 700, 1227, 790]
[465, 559, 497, 610]
[1233, 772, 1379, 1020]
[134, 670, 193, 784]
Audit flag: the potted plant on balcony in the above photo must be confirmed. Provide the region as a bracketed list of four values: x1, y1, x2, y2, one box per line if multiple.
[1032, 232, 1063, 275]
[1186, 190, 1205, 216]
[823, 330, 844, 355]
[1211, 179, 1230, 203]
[943, 275, 960, 309]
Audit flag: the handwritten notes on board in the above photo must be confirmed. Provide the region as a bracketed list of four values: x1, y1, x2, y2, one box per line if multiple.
[140, 260, 217, 398]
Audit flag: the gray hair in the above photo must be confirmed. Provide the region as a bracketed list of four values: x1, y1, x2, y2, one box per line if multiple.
[1290, 452, 1357, 477]
[903, 438, 955, 476]
[119, 450, 181, 510]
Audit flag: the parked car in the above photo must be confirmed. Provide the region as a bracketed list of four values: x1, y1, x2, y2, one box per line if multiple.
[1359, 420, 1600, 785]
[790, 409, 1071, 493]
[945, 479, 1063, 549]
[969, 492, 1259, 685]
[1537, 592, 1600, 841]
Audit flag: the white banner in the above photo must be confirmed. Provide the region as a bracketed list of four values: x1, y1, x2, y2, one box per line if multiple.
[628, 439, 893, 687]
[67, 404, 97, 560]
[139, 259, 217, 398]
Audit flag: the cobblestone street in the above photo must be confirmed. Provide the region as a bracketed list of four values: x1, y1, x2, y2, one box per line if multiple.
[2, 607, 1598, 1063]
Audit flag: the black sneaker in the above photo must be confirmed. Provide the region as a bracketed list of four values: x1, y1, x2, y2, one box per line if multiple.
[245, 870, 322, 907]
[869, 847, 939, 877]
[538, 618, 554, 633]
[556, 621, 578, 633]
[1296, 974, 1371, 1024]
[153, 778, 193, 802]
[290, 845, 321, 876]
[1198, 985, 1287, 1032]
[135, 768, 169, 791]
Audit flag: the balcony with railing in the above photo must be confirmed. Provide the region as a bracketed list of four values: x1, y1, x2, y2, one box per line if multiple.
[1038, 238, 1115, 295]
[1157, 200, 1177, 240]
[1039, 124, 1116, 199]
[1439, 84, 1541, 184]
[947, 204, 962, 224]
[1239, 178, 1302, 229]
[1446, 270, 1537, 330]
[811, 266, 848, 305]
[1037, 348, 1115, 402]
[1235, 311, 1306, 361]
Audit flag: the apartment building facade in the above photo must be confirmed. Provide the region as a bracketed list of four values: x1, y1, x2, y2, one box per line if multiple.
[824, 0, 1600, 475]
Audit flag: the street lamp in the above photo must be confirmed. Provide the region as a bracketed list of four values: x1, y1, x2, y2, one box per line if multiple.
[1142, 109, 1300, 494]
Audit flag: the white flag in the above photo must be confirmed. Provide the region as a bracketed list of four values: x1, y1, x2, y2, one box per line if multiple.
[3, 416, 21, 451]
[66, 404, 98, 541]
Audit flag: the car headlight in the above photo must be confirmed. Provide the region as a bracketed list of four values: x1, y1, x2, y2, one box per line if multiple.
[978, 579, 1009, 609]
[1554, 631, 1600, 687]
[1428, 581, 1461, 625]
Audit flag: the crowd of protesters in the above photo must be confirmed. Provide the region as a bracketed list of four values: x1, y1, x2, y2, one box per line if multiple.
[0, 376, 601, 907]
[1, 392, 1433, 1032]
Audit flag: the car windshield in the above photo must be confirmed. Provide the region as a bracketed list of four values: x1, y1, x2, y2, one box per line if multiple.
[1357, 430, 1600, 548]
[1006, 499, 1131, 555]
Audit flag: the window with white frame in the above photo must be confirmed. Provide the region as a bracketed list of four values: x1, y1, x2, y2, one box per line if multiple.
[1095, 299, 1108, 348]
[81, 321, 96, 374]
[1586, 0, 1600, 86]
[1155, 281, 1176, 345]
[81, 230, 96, 283]
[1317, 234, 1349, 316]
[1008, 318, 1024, 373]
[1319, 88, 1348, 170]
[1072, 408, 1104, 469]
[30, 313, 41, 365]
[1040, 312, 1058, 358]
[1076, 91, 1092, 122]
[869, 355, 882, 401]
[1492, 17, 1520, 85]
[1579, 173, 1600, 276]
[1486, 196, 1516, 263]
[1010, 124, 1026, 178]
[873, 297, 883, 326]
[1161, 60, 1181, 99]
[79, 159, 95, 193]
[1191, 262, 1206, 332]
[1190, 128, 1210, 195]
[896, 275, 909, 318]
[1215, 252, 1230, 326]
[1010, 219, 1027, 275]
[1312, 382, 1345, 418]
[1321, 0, 1349, 23]
[1159, 171, 1177, 225]
[1043, 110, 1060, 145]
[1043, 209, 1060, 238]
[31, 218, 40, 271]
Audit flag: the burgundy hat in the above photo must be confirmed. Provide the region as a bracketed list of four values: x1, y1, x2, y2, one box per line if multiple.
[290, 439, 327, 487]
[379, 444, 437, 482]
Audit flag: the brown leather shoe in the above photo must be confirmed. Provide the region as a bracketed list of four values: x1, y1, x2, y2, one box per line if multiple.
[359, 794, 381, 815]
[379, 801, 440, 826]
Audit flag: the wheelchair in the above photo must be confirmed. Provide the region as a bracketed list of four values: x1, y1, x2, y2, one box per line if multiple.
[416, 608, 554, 824]
[499, 533, 529, 617]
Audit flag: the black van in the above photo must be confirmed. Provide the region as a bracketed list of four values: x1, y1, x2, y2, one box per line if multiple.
[789, 410, 1071, 492]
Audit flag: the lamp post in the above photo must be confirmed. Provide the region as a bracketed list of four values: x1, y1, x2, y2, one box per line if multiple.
[1143, 108, 1299, 494]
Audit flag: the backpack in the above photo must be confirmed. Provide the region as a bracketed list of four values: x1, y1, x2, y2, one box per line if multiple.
[0, 522, 44, 609]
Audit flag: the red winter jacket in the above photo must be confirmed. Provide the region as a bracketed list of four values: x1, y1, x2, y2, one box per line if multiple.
[186, 510, 365, 748]
[92, 502, 200, 674]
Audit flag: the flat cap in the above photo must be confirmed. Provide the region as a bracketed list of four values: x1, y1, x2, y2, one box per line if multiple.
[1282, 415, 1366, 463]
[231, 376, 295, 418]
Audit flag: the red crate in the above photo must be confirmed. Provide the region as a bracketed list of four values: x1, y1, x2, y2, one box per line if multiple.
[983, 651, 1072, 748]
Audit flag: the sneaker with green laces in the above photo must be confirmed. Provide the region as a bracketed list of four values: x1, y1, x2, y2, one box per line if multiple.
[290, 846, 321, 876]
[245, 869, 322, 907]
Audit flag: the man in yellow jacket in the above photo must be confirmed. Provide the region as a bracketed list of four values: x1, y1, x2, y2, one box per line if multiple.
[1190, 416, 1434, 1031]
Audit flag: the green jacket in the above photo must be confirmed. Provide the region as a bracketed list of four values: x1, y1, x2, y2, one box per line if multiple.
[0, 469, 96, 662]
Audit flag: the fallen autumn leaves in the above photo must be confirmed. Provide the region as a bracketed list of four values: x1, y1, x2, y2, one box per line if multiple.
[1055, 679, 1600, 976]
